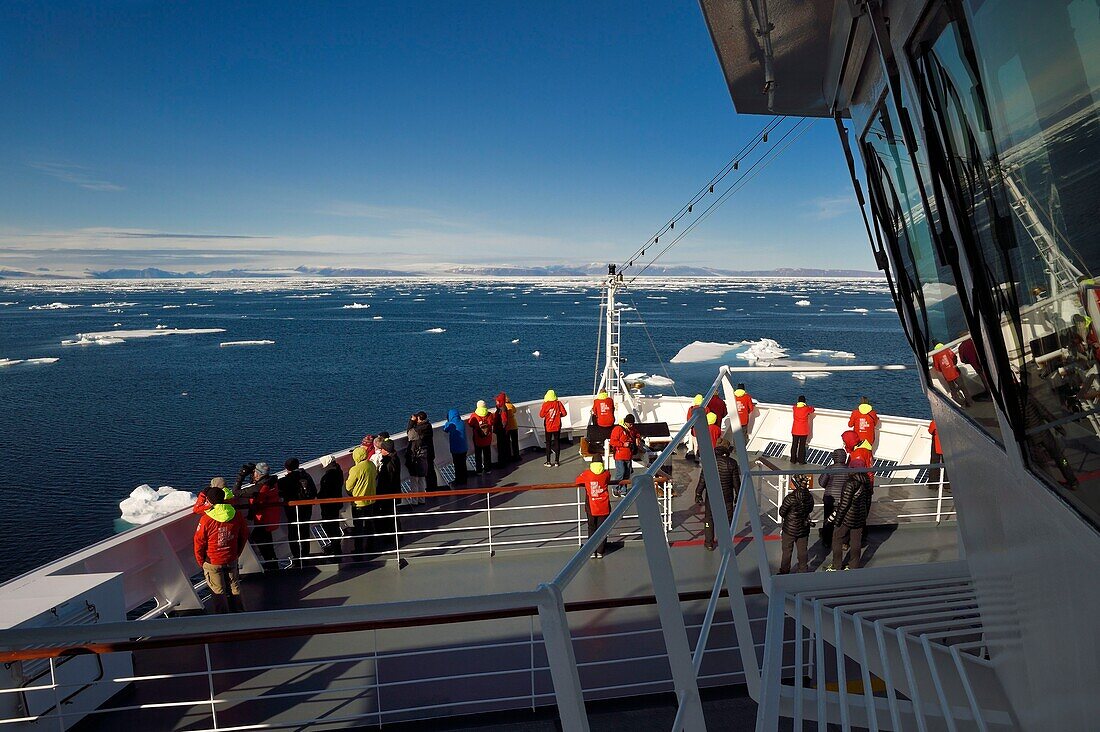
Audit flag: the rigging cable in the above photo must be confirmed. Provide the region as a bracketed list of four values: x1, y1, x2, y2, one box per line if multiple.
[623, 290, 679, 397]
[617, 115, 783, 272]
[592, 288, 605, 394]
[628, 117, 817, 282]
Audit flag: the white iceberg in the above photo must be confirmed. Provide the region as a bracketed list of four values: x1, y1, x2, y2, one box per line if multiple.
[795, 300, 811, 306]
[802, 349, 856, 359]
[29, 302, 80, 310]
[61, 327, 225, 346]
[0, 359, 23, 367]
[372, 316, 383, 320]
[24, 357, 59, 365]
[219, 340, 275, 347]
[511, 338, 520, 344]
[736, 338, 789, 363]
[90, 301, 137, 308]
[844, 308, 869, 314]
[710, 306, 727, 311]
[624, 372, 675, 387]
[670, 341, 742, 363]
[532, 350, 541, 357]
[342, 303, 371, 309]
[119, 484, 194, 525]
[424, 327, 446, 333]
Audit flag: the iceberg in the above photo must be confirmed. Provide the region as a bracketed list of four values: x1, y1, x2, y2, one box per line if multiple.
[795, 299, 811, 306]
[24, 357, 59, 365]
[844, 308, 869, 314]
[90, 301, 137, 308]
[532, 350, 541, 357]
[0, 359, 24, 367]
[802, 349, 856, 359]
[29, 302, 80, 310]
[219, 340, 275, 347]
[119, 484, 194, 525]
[624, 372, 675, 387]
[61, 327, 225, 346]
[342, 303, 371, 309]
[511, 339, 521, 344]
[424, 327, 446, 333]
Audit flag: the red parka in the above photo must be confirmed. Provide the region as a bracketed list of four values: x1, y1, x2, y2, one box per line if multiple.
[467, 413, 494, 447]
[249, 477, 281, 529]
[928, 420, 942, 455]
[592, 397, 615, 428]
[848, 409, 878, 443]
[609, 424, 639, 461]
[540, 400, 568, 433]
[734, 393, 755, 426]
[791, 403, 814, 437]
[576, 469, 611, 516]
[932, 347, 961, 382]
[194, 506, 249, 567]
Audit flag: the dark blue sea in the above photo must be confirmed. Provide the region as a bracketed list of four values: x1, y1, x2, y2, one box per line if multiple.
[0, 277, 925, 581]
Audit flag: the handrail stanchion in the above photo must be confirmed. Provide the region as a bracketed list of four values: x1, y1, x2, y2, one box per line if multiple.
[486, 491, 494, 556]
[936, 471, 945, 525]
[536, 583, 590, 732]
[633, 471, 707, 731]
[577, 488, 584, 547]
[528, 614, 537, 712]
[392, 505, 402, 566]
[203, 643, 219, 731]
[48, 658, 63, 732]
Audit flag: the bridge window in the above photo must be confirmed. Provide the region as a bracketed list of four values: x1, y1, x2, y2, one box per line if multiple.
[909, 1, 1100, 523]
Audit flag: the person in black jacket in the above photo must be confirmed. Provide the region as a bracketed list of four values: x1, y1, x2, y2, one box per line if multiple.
[375, 439, 403, 551]
[778, 473, 815, 573]
[277, 458, 317, 567]
[827, 458, 873, 570]
[817, 448, 848, 553]
[317, 455, 345, 557]
[694, 438, 741, 551]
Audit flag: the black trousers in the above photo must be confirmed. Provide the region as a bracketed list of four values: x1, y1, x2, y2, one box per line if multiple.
[251, 526, 277, 566]
[791, 435, 808, 464]
[831, 525, 864, 569]
[451, 452, 468, 485]
[495, 431, 511, 465]
[586, 506, 608, 556]
[928, 449, 946, 489]
[284, 505, 312, 561]
[545, 430, 561, 463]
[320, 504, 343, 555]
[946, 377, 971, 407]
[819, 495, 835, 550]
[508, 430, 521, 462]
[779, 534, 809, 573]
[473, 445, 492, 473]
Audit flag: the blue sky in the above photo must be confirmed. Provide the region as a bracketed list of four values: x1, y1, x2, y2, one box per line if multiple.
[0, 1, 869, 274]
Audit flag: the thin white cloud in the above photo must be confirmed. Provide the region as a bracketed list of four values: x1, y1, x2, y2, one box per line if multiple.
[806, 195, 854, 220]
[316, 201, 464, 228]
[28, 162, 125, 192]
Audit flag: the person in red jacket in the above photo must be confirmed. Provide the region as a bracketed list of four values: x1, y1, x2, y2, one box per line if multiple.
[733, 383, 755, 434]
[841, 429, 859, 455]
[247, 463, 280, 569]
[576, 461, 612, 558]
[706, 392, 728, 421]
[609, 415, 641, 496]
[466, 400, 495, 475]
[706, 411, 722, 449]
[193, 476, 233, 514]
[539, 389, 568, 467]
[591, 391, 615, 428]
[851, 440, 876, 485]
[932, 343, 972, 407]
[194, 486, 249, 613]
[684, 394, 704, 461]
[790, 395, 814, 465]
[927, 420, 948, 491]
[848, 397, 878, 445]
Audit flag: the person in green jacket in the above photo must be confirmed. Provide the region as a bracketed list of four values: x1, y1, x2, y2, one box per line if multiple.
[346, 446, 378, 557]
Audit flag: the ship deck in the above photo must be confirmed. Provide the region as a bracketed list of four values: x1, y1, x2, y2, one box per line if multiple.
[71, 442, 957, 731]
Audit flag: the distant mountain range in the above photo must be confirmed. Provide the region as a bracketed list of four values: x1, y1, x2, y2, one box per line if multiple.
[0, 264, 884, 280]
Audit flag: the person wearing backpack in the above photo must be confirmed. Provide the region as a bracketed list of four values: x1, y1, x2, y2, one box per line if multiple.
[778, 473, 815, 573]
[467, 400, 495, 475]
[317, 455, 345, 558]
[278, 458, 317, 568]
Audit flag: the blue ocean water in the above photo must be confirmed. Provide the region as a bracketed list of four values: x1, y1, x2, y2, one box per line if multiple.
[0, 278, 925, 581]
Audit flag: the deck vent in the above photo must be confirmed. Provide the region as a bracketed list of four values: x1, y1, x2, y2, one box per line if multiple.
[872, 458, 898, 478]
[762, 441, 788, 459]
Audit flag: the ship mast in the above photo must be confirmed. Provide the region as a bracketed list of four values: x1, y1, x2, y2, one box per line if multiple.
[596, 264, 637, 412]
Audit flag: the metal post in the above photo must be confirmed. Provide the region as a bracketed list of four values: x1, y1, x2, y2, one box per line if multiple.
[577, 488, 584, 547]
[372, 628, 382, 727]
[486, 492, 494, 556]
[203, 643, 219, 730]
[633, 473, 707, 731]
[48, 658, 63, 732]
[536, 583, 590, 732]
[529, 614, 537, 712]
[393, 505, 402, 565]
[936, 469, 945, 525]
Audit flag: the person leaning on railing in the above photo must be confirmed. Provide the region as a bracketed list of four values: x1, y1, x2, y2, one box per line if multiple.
[318, 455, 345, 557]
[346, 446, 378, 557]
[778, 474, 814, 574]
[193, 485, 248, 613]
[248, 463, 280, 569]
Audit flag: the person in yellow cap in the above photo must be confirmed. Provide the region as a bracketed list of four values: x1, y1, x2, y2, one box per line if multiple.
[539, 390, 568, 467]
[609, 414, 641, 496]
[466, 400, 494, 475]
[706, 411, 722, 449]
[733, 383, 755, 432]
[684, 394, 705, 462]
[930, 342, 972, 407]
[847, 396, 878, 445]
[591, 390, 616, 428]
[790, 395, 815, 465]
[575, 460, 611, 558]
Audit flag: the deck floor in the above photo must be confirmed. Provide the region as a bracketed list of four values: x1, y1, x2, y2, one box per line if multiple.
[72, 443, 958, 731]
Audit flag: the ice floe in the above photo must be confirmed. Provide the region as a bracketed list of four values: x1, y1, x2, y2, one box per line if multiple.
[61, 327, 225, 346]
[532, 350, 541, 357]
[0, 301, 17, 306]
[342, 303, 371, 309]
[119, 484, 194, 525]
[625, 372, 675, 387]
[710, 306, 728, 311]
[670, 337, 789, 364]
[0, 359, 23, 367]
[844, 308, 869, 314]
[795, 300, 811, 306]
[219, 340, 275, 347]
[162, 305, 180, 309]
[511, 339, 520, 344]
[90, 301, 137, 308]
[802, 349, 856, 359]
[372, 316, 383, 320]
[24, 357, 59, 365]
[29, 302, 80, 310]
[424, 327, 446, 333]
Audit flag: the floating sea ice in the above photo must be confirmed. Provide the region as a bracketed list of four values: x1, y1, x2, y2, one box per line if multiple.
[219, 340, 275, 347]
[532, 351, 541, 358]
[710, 306, 728, 311]
[424, 327, 446, 333]
[0, 301, 18, 306]
[0, 359, 23, 367]
[162, 305, 180, 309]
[624, 372, 675, 387]
[671, 341, 743, 363]
[844, 308, 869, 314]
[90, 301, 136, 308]
[793, 371, 831, 381]
[342, 303, 371, 309]
[795, 300, 811, 306]
[112, 322, 122, 327]
[803, 349, 856, 359]
[28, 302, 80, 310]
[737, 338, 789, 363]
[511, 339, 520, 344]
[61, 327, 225, 346]
[156, 324, 168, 329]
[24, 358, 59, 365]
[119, 484, 194, 525]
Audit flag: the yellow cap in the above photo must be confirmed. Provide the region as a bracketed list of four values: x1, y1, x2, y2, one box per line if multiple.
[544, 389, 557, 401]
[476, 399, 486, 408]
[734, 388, 746, 397]
[857, 440, 873, 450]
[597, 391, 609, 400]
[475, 406, 488, 417]
[693, 394, 704, 406]
[935, 343, 946, 350]
[858, 403, 873, 414]
[707, 412, 718, 425]
[590, 462, 605, 475]
[796, 401, 806, 407]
